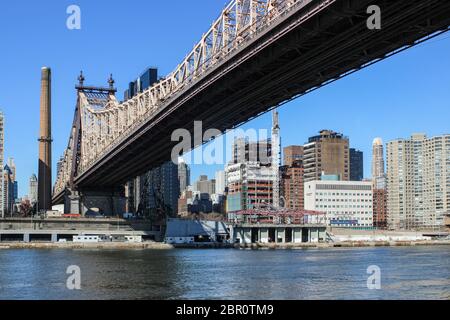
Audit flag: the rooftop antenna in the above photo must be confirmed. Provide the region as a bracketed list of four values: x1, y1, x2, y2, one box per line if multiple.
[108, 74, 115, 90]
[78, 71, 85, 87]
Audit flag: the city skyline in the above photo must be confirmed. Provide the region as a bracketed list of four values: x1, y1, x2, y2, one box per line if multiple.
[0, 0, 449, 303]
[0, 1, 449, 197]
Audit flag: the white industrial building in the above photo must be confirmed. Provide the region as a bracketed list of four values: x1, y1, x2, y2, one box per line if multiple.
[304, 180, 373, 228]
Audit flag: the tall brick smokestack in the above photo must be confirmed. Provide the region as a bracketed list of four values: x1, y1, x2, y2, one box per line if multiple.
[38, 67, 52, 212]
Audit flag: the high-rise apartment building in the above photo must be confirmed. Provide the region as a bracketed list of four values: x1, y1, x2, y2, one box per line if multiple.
[124, 68, 160, 213]
[303, 130, 349, 182]
[281, 160, 304, 209]
[283, 146, 303, 167]
[139, 161, 180, 218]
[349, 148, 364, 181]
[373, 188, 387, 229]
[371, 138, 387, 229]
[372, 138, 386, 189]
[386, 134, 450, 230]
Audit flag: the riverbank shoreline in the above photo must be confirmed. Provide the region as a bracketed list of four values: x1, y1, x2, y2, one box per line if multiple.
[0, 242, 174, 250]
[0, 240, 449, 250]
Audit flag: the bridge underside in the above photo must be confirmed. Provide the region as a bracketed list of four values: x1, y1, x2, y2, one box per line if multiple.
[54, 0, 450, 205]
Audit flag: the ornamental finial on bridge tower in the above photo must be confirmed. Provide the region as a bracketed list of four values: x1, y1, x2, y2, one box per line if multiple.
[108, 74, 115, 89]
[78, 71, 85, 87]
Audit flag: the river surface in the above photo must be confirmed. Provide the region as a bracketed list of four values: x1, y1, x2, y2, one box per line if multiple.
[0, 246, 449, 300]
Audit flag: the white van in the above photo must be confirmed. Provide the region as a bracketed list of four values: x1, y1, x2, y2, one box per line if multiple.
[125, 236, 142, 243]
[73, 235, 100, 243]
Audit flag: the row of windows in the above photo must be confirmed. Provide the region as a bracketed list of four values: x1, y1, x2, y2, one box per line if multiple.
[316, 192, 371, 197]
[316, 198, 371, 202]
[317, 204, 372, 209]
[324, 211, 372, 215]
[315, 184, 371, 191]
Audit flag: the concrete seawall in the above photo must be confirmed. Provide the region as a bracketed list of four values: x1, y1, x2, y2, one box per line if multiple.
[0, 240, 449, 250]
[0, 242, 174, 250]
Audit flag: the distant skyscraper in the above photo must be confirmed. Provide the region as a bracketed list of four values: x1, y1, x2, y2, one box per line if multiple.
[0, 111, 4, 217]
[303, 130, 349, 182]
[386, 133, 450, 230]
[3, 165, 15, 215]
[178, 158, 190, 194]
[7, 158, 18, 201]
[140, 161, 180, 218]
[215, 171, 226, 195]
[349, 148, 364, 181]
[283, 145, 303, 166]
[372, 138, 386, 189]
[29, 174, 38, 204]
[124, 68, 158, 101]
[194, 175, 215, 195]
[7, 158, 16, 180]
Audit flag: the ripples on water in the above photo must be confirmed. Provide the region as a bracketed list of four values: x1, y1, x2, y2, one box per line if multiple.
[0, 246, 449, 300]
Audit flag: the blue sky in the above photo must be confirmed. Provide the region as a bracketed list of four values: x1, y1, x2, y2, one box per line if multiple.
[0, 1, 449, 197]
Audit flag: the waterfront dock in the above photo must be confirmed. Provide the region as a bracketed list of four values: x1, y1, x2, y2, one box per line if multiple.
[234, 239, 450, 249]
[1, 217, 448, 250]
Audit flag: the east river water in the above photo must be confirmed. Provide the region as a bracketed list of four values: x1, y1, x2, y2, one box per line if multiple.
[0, 246, 449, 300]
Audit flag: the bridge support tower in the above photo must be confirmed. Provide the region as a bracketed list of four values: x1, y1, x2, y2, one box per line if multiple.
[64, 187, 126, 217]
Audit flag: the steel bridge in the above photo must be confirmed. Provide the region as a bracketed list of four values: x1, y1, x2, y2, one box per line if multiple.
[53, 0, 450, 209]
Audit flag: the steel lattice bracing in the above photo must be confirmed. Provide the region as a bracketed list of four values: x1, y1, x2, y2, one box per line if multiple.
[53, 0, 450, 204]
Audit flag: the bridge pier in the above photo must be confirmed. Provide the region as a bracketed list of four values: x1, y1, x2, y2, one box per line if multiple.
[65, 191, 81, 215]
[64, 187, 126, 217]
